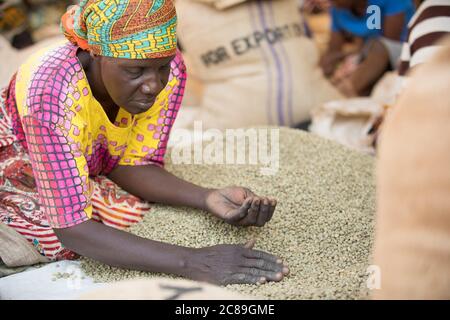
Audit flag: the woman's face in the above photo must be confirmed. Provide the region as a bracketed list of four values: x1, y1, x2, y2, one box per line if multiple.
[98, 55, 174, 114]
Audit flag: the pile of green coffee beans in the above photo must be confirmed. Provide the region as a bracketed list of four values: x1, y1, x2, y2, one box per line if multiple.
[81, 128, 376, 299]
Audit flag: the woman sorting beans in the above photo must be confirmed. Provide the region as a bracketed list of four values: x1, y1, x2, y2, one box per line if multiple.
[0, 0, 288, 285]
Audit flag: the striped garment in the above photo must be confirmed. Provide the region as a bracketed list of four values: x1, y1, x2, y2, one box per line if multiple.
[399, 0, 450, 76]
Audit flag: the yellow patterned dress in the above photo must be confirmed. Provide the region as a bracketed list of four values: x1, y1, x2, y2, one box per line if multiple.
[0, 40, 186, 260]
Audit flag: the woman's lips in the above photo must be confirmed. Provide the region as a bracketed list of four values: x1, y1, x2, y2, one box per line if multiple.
[133, 99, 156, 110]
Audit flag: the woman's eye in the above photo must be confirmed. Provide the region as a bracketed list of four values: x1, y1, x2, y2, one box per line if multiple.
[126, 68, 142, 77]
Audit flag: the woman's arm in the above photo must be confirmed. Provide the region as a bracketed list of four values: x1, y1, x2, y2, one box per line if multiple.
[54, 219, 192, 276]
[334, 41, 389, 97]
[54, 220, 289, 285]
[383, 12, 406, 41]
[320, 31, 346, 77]
[108, 164, 277, 227]
[108, 163, 211, 211]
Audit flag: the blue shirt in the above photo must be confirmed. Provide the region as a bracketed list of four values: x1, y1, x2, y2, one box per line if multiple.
[331, 0, 415, 41]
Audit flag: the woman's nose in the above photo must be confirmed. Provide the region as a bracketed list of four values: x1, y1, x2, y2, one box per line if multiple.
[141, 75, 163, 96]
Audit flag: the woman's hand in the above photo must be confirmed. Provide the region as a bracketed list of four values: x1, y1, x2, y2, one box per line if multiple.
[205, 187, 277, 227]
[320, 49, 347, 77]
[186, 239, 289, 285]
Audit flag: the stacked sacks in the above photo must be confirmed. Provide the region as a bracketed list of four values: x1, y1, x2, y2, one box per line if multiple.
[174, 0, 342, 130]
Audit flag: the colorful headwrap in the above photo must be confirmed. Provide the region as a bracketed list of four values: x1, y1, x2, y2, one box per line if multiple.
[61, 0, 177, 59]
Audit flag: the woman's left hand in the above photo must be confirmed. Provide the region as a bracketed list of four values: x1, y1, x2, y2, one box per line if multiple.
[205, 187, 277, 227]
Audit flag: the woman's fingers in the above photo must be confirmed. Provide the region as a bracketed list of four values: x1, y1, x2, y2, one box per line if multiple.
[229, 273, 266, 285]
[244, 248, 279, 263]
[229, 252, 286, 284]
[241, 258, 284, 274]
[239, 267, 283, 282]
[228, 197, 252, 223]
[250, 198, 260, 219]
[267, 198, 277, 222]
[244, 248, 289, 274]
[238, 197, 260, 225]
[240, 241, 281, 283]
[247, 196, 277, 226]
[256, 197, 271, 226]
[230, 194, 277, 227]
[207, 243, 287, 286]
[242, 242, 286, 273]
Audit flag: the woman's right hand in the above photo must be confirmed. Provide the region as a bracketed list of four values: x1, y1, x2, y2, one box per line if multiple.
[186, 240, 289, 285]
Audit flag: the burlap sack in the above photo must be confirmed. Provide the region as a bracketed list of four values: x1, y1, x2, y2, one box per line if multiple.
[174, 0, 342, 130]
[309, 71, 403, 153]
[370, 71, 402, 106]
[79, 277, 250, 300]
[0, 223, 49, 270]
[309, 98, 383, 153]
[372, 39, 450, 299]
[0, 35, 65, 88]
[0, 35, 20, 88]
